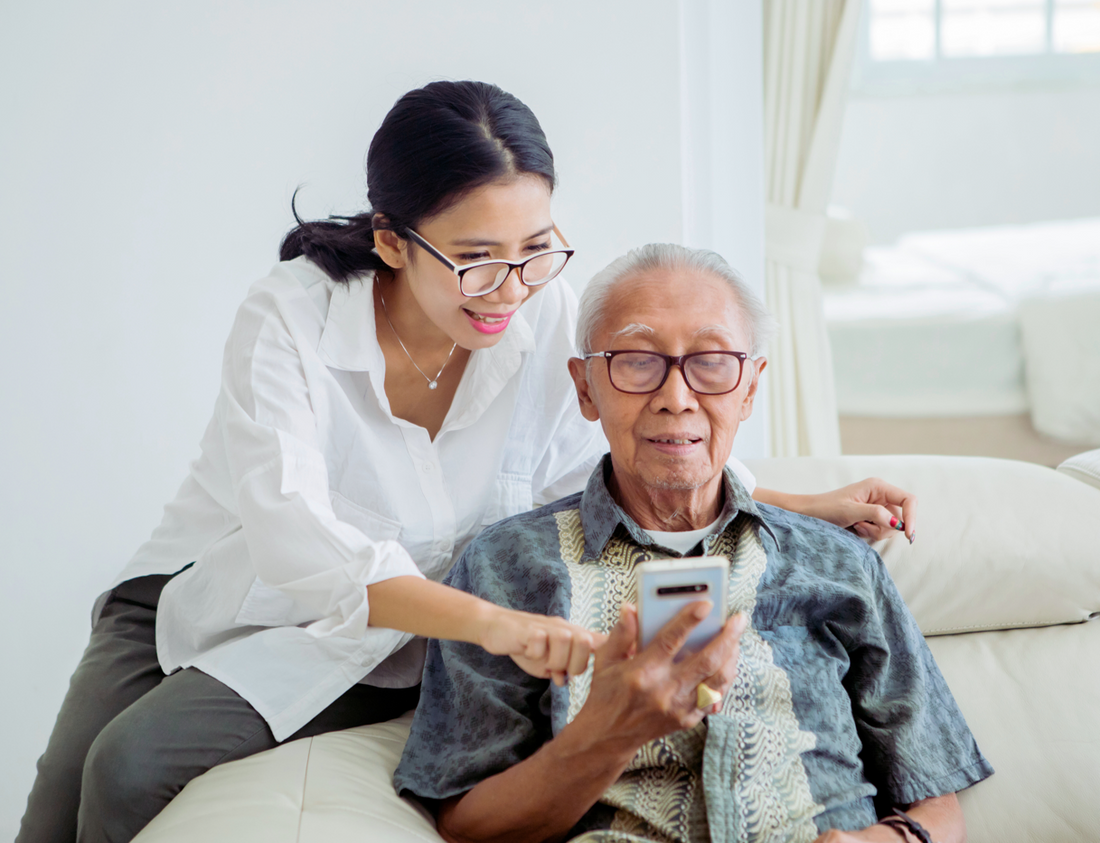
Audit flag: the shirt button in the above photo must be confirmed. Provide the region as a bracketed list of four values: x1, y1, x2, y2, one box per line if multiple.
[441, 540, 453, 552]
[422, 463, 433, 473]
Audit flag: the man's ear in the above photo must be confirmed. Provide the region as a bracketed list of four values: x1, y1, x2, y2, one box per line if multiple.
[372, 215, 408, 270]
[738, 357, 766, 422]
[567, 357, 601, 422]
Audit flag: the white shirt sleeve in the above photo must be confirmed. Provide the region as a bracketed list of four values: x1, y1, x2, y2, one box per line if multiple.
[217, 288, 423, 640]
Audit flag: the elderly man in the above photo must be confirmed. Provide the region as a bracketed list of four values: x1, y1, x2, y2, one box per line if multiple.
[394, 244, 992, 843]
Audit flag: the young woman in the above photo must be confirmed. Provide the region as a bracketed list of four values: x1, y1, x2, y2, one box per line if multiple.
[18, 80, 916, 843]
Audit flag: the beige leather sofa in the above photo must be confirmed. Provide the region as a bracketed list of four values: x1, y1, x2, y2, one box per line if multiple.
[134, 453, 1100, 843]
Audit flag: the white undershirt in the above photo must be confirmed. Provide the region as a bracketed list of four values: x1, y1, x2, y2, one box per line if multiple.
[643, 516, 723, 556]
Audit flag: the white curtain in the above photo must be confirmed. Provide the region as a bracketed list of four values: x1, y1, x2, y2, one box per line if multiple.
[763, 0, 862, 457]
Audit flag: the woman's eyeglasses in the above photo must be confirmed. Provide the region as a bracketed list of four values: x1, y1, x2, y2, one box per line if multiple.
[582, 350, 749, 395]
[404, 225, 574, 297]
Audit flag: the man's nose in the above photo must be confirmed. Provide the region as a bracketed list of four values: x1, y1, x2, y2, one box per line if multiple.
[650, 363, 697, 412]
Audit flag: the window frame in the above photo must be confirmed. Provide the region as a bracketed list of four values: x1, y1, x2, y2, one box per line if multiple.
[851, 0, 1100, 96]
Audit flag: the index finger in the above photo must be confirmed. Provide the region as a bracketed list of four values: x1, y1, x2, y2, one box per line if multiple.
[643, 600, 712, 662]
[899, 490, 918, 542]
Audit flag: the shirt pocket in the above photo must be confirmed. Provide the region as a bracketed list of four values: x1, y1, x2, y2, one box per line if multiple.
[328, 490, 404, 542]
[481, 471, 534, 526]
[234, 491, 404, 628]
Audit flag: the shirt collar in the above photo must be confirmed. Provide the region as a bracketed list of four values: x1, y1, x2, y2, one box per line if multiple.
[578, 454, 777, 561]
[316, 274, 385, 373]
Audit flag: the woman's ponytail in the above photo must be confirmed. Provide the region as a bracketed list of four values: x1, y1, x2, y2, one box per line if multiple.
[279, 192, 391, 281]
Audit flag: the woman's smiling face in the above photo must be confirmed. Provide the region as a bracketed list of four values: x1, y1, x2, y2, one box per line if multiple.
[388, 174, 557, 351]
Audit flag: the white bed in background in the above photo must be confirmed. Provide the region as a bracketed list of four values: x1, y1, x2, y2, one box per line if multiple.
[825, 217, 1100, 446]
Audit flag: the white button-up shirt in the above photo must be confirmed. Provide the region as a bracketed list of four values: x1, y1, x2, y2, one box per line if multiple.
[104, 256, 755, 740]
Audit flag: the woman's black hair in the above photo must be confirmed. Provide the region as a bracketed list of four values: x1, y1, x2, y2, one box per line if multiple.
[279, 80, 556, 283]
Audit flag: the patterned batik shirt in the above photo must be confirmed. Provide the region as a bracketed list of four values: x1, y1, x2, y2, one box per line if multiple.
[394, 456, 993, 843]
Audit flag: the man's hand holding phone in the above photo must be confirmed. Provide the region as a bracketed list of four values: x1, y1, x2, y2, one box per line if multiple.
[565, 600, 749, 764]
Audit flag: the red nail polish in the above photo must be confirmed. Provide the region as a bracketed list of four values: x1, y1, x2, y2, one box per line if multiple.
[889, 517, 898, 528]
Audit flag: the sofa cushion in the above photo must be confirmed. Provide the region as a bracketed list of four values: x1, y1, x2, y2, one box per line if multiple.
[745, 456, 1100, 635]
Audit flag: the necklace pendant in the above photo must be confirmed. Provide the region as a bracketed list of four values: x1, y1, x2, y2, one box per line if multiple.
[428, 380, 438, 390]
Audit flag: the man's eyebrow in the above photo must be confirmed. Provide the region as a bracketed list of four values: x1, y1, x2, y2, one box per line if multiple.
[692, 324, 737, 340]
[608, 323, 657, 342]
[449, 226, 554, 247]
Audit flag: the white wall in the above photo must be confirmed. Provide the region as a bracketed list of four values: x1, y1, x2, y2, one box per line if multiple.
[0, 1, 765, 836]
[832, 84, 1100, 244]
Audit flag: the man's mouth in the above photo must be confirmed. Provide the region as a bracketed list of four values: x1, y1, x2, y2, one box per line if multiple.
[649, 437, 702, 445]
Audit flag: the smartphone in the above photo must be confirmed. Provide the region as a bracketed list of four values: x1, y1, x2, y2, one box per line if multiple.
[636, 556, 729, 658]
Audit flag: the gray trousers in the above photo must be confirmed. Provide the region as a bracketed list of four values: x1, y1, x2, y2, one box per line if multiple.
[17, 575, 420, 843]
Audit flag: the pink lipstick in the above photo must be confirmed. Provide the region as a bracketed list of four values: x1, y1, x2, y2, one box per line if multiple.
[464, 308, 515, 335]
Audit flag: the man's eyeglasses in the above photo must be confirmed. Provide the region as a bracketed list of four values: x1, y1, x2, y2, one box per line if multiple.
[582, 350, 749, 395]
[404, 225, 574, 298]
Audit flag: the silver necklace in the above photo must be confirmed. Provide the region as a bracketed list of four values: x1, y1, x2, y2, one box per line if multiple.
[377, 287, 457, 390]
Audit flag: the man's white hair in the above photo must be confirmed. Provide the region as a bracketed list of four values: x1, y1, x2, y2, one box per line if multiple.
[575, 243, 778, 355]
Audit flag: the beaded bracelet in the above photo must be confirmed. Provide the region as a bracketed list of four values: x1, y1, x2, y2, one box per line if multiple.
[879, 808, 935, 843]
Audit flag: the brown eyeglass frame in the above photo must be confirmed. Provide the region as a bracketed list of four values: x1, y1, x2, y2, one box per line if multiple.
[581, 350, 749, 395]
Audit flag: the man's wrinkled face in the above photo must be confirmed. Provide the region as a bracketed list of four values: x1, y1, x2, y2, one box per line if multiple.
[568, 267, 765, 500]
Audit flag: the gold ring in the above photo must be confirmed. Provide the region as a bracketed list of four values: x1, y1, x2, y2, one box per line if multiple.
[696, 683, 722, 709]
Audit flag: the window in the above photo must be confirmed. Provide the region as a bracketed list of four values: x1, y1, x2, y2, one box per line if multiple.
[853, 0, 1100, 93]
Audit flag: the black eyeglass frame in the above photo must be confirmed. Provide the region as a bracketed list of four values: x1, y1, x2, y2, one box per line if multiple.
[582, 349, 750, 395]
[404, 225, 575, 298]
